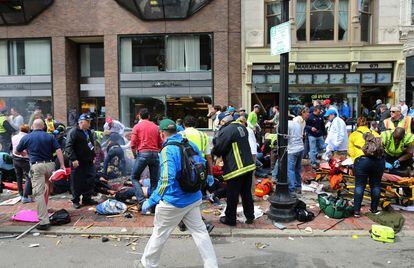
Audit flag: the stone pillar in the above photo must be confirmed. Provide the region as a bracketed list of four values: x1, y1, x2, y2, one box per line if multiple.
[213, 32, 229, 106]
[104, 34, 120, 120]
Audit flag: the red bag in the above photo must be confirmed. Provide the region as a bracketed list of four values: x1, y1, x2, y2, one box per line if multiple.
[255, 179, 273, 197]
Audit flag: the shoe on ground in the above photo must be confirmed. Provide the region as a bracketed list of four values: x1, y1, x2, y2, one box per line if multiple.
[36, 223, 51, 231]
[21, 197, 32, 203]
[245, 218, 254, 224]
[73, 202, 81, 209]
[178, 221, 187, 232]
[354, 211, 361, 218]
[82, 199, 98, 206]
[133, 260, 145, 268]
[219, 216, 236, 226]
[369, 209, 381, 215]
[205, 222, 215, 233]
[295, 189, 302, 195]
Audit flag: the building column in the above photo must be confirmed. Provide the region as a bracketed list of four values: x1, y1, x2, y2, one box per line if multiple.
[213, 32, 229, 107]
[104, 34, 120, 120]
[52, 36, 79, 125]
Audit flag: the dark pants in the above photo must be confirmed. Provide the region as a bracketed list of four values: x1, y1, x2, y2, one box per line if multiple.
[70, 162, 96, 204]
[224, 171, 254, 224]
[13, 157, 32, 197]
[103, 146, 126, 176]
[353, 157, 385, 213]
[0, 134, 11, 153]
[131, 152, 159, 204]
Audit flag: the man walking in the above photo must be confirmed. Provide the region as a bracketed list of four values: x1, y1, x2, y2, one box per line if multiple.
[137, 119, 218, 268]
[16, 119, 65, 230]
[66, 114, 97, 209]
[130, 108, 162, 210]
[305, 106, 326, 168]
[213, 113, 255, 226]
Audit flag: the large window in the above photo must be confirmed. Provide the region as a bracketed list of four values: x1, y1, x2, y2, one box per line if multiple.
[266, 1, 282, 44]
[120, 34, 212, 73]
[0, 39, 51, 76]
[80, 44, 104, 77]
[359, 0, 371, 42]
[296, 0, 349, 42]
[412, 0, 414, 25]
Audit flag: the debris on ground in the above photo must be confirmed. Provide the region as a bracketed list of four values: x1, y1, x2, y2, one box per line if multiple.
[272, 221, 286, 230]
[352, 235, 359, 239]
[121, 228, 127, 232]
[0, 196, 21, 206]
[28, 244, 39, 248]
[56, 240, 61, 246]
[288, 237, 294, 241]
[32, 232, 40, 237]
[304, 227, 313, 234]
[255, 242, 269, 249]
[102, 237, 109, 243]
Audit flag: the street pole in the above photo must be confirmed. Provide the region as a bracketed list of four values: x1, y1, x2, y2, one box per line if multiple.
[268, 0, 297, 222]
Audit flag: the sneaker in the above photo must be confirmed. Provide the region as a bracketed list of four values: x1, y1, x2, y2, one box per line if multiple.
[21, 197, 32, 203]
[82, 199, 98, 206]
[36, 224, 51, 231]
[178, 221, 187, 232]
[354, 212, 361, 218]
[205, 222, 215, 233]
[370, 209, 381, 215]
[73, 202, 81, 209]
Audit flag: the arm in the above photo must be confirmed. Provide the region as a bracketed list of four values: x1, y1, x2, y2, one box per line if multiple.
[15, 136, 28, 154]
[130, 126, 139, 158]
[3, 120, 16, 134]
[55, 149, 65, 170]
[65, 129, 78, 162]
[147, 147, 176, 207]
[332, 120, 345, 148]
[347, 133, 356, 159]
[212, 128, 232, 157]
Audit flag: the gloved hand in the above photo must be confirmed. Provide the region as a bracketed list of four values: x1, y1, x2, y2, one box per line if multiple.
[393, 160, 400, 169]
[385, 162, 393, 169]
[206, 175, 214, 187]
[141, 200, 151, 215]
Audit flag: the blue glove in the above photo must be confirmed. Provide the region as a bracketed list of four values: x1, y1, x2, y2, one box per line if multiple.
[393, 160, 400, 169]
[207, 175, 214, 187]
[142, 178, 151, 188]
[385, 162, 393, 169]
[141, 200, 151, 215]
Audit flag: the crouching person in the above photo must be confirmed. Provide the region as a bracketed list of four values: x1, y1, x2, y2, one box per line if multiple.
[137, 119, 218, 268]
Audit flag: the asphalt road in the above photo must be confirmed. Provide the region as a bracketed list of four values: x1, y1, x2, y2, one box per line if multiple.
[0, 234, 412, 268]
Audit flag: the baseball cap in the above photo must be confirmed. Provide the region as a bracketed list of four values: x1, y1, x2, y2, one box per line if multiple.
[159, 119, 177, 131]
[227, 106, 235, 112]
[323, 99, 331, 106]
[106, 117, 113, 124]
[239, 107, 246, 112]
[79, 114, 92, 121]
[253, 104, 260, 109]
[324, 109, 337, 118]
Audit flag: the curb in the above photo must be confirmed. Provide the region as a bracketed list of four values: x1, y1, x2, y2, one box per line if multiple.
[1, 226, 413, 238]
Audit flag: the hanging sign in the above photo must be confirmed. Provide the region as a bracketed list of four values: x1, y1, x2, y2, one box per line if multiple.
[270, 21, 291, 56]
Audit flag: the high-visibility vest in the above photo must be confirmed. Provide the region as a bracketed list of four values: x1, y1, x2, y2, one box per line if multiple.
[381, 130, 414, 157]
[45, 119, 55, 133]
[181, 128, 209, 157]
[384, 116, 412, 134]
[0, 116, 7, 134]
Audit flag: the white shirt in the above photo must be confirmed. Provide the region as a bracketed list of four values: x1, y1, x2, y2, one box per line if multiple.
[9, 115, 24, 130]
[401, 104, 409, 117]
[288, 121, 304, 154]
[325, 116, 348, 152]
[12, 132, 28, 158]
[103, 120, 125, 135]
[246, 127, 257, 155]
[293, 115, 306, 135]
[213, 111, 221, 132]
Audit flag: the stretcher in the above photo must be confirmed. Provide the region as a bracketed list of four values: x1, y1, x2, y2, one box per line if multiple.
[315, 159, 414, 206]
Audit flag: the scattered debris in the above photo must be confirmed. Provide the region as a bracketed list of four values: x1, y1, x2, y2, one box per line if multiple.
[28, 244, 40, 248]
[73, 216, 84, 228]
[102, 237, 109, 243]
[387, 261, 391, 264]
[223, 256, 236, 259]
[32, 233, 40, 237]
[121, 228, 127, 232]
[0, 235, 17, 239]
[45, 235, 58, 238]
[288, 237, 294, 241]
[304, 227, 313, 234]
[352, 235, 359, 239]
[131, 246, 136, 251]
[88, 207, 95, 211]
[16, 222, 41, 240]
[0, 196, 21, 206]
[272, 221, 286, 230]
[124, 213, 133, 219]
[262, 195, 269, 201]
[255, 242, 269, 249]
[56, 240, 61, 246]
[83, 223, 94, 230]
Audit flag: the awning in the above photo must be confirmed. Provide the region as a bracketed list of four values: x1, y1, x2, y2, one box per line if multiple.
[0, 0, 54, 26]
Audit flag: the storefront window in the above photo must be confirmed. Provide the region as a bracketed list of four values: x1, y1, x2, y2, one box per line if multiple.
[0, 39, 51, 76]
[81, 97, 106, 130]
[80, 44, 104, 77]
[266, 1, 282, 44]
[314, 74, 329, 84]
[359, 0, 371, 42]
[0, 97, 52, 122]
[120, 34, 212, 73]
[362, 73, 375, 84]
[330, 73, 345, 84]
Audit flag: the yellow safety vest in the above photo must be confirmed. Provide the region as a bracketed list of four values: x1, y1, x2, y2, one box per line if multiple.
[45, 119, 55, 133]
[384, 116, 412, 134]
[381, 130, 414, 157]
[181, 128, 209, 157]
[0, 115, 7, 134]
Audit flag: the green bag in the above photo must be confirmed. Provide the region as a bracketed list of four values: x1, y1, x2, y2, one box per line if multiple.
[318, 193, 354, 219]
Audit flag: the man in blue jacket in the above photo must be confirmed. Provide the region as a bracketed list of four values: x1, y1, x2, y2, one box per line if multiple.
[137, 119, 218, 268]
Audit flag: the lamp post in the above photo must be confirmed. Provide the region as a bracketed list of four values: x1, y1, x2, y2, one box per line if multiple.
[267, 0, 298, 222]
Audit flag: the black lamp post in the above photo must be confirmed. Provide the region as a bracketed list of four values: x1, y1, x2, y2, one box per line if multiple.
[267, 0, 298, 222]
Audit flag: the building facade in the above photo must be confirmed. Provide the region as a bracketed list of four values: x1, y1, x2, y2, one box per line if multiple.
[400, 0, 414, 105]
[0, 0, 241, 128]
[242, 0, 404, 120]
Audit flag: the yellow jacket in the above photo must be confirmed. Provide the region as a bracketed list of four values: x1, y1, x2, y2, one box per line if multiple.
[348, 126, 380, 161]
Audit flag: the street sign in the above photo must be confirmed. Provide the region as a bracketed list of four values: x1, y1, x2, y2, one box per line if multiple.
[270, 21, 291, 56]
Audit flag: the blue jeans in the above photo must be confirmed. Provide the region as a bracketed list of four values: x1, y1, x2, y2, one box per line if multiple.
[103, 146, 126, 177]
[353, 157, 385, 213]
[288, 150, 303, 193]
[308, 135, 324, 165]
[131, 152, 160, 204]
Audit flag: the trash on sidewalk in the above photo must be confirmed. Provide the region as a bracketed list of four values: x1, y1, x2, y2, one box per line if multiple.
[49, 209, 71, 226]
[390, 205, 414, 212]
[288, 237, 294, 241]
[102, 237, 109, 243]
[11, 210, 52, 223]
[272, 221, 286, 230]
[352, 235, 359, 239]
[28, 244, 39, 248]
[121, 228, 127, 232]
[32, 232, 40, 237]
[255, 242, 269, 249]
[96, 199, 127, 215]
[370, 224, 395, 243]
[0, 196, 21, 206]
[56, 240, 62, 246]
[302, 182, 324, 194]
[0, 234, 18, 239]
[304, 227, 313, 234]
[83, 223, 94, 230]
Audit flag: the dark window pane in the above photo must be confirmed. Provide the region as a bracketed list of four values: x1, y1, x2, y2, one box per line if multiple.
[163, 0, 191, 19]
[166, 96, 212, 128]
[266, 3, 281, 44]
[360, 13, 370, 42]
[131, 36, 165, 72]
[199, 35, 211, 70]
[407, 56, 414, 77]
[90, 44, 104, 77]
[310, 0, 335, 41]
[8, 40, 25, 75]
[296, 0, 307, 41]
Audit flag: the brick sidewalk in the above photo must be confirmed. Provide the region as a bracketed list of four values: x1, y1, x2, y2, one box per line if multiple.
[1, 165, 413, 234]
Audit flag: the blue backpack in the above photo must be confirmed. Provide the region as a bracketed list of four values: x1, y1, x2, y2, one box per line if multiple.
[163, 139, 206, 193]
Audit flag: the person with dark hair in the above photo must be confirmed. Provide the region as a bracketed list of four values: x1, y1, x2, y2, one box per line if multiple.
[9, 107, 24, 130]
[130, 108, 162, 211]
[348, 117, 384, 217]
[306, 105, 326, 168]
[207, 105, 222, 132]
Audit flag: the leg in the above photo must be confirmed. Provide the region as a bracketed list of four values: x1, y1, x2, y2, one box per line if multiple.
[130, 156, 149, 204]
[287, 153, 296, 193]
[271, 160, 278, 181]
[295, 151, 303, 190]
[70, 167, 81, 204]
[239, 172, 255, 221]
[369, 159, 385, 212]
[82, 164, 96, 202]
[182, 202, 218, 268]
[30, 164, 49, 225]
[103, 150, 116, 175]
[116, 148, 127, 176]
[148, 154, 160, 193]
[141, 201, 186, 268]
[308, 136, 317, 165]
[22, 159, 32, 197]
[224, 176, 242, 224]
[353, 158, 369, 213]
[13, 159, 24, 196]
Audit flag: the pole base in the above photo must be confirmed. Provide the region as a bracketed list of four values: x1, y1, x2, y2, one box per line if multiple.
[267, 188, 298, 223]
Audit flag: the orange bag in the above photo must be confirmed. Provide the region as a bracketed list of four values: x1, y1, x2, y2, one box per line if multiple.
[255, 179, 273, 197]
[329, 174, 343, 190]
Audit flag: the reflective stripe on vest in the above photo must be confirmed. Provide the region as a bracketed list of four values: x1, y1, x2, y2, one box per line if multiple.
[0, 116, 7, 134]
[46, 120, 55, 133]
[383, 130, 414, 157]
[384, 116, 412, 134]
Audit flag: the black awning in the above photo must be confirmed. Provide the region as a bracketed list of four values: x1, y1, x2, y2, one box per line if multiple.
[115, 0, 212, 20]
[0, 0, 54, 26]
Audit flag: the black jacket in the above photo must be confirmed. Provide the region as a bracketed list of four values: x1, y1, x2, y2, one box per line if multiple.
[65, 127, 95, 164]
[305, 113, 326, 137]
[212, 121, 255, 180]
